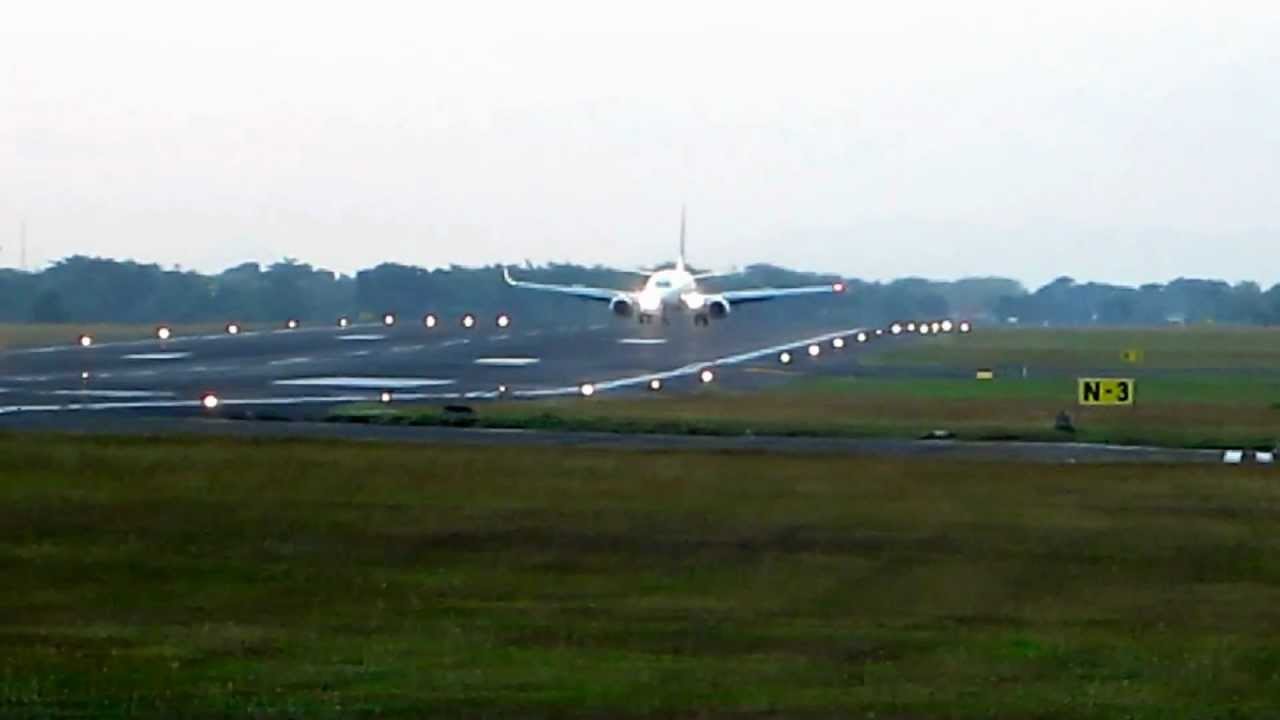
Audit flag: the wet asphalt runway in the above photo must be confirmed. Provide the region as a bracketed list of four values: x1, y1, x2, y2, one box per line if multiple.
[0, 315, 886, 418]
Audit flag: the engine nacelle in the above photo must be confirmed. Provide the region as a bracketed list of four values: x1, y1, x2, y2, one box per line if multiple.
[610, 296, 635, 317]
[706, 296, 731, 319]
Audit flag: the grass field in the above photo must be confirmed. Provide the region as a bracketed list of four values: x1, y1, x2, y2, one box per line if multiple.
[337, 327, 1280, 449]
[3, 433, 1280, 718]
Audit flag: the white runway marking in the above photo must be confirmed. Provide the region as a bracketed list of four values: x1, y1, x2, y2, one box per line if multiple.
[348, 350, 371, 357]
[490, 334, 510, 342]
[390, 345, 425, 353]
[589, 324, 607, 331]
[269, 357, 313, 366]
[51, 389, 175, 399]
[618, 338, 668, 345]
[272, 377, 457, 389]
[338, 334, 386, 341]
[122, 352, 193, 360]
[439, 339, 470, 348]
[473, 357, 540, 367]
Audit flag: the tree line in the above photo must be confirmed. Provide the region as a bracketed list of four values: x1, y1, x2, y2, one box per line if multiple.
[2, 255, 1278, 328]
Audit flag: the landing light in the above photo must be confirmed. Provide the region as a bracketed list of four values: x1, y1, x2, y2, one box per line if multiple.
[226, 323, 240, 336]
[779, 351, 793, 365]
[807, 344, 821, 357]
[423, 313, 438, 329]
[941, 320, 954, 333]
[382, 313, 396, 327]
[496, 313, 511, 329]
[699, 369, 715, 384]
[462, 314, 477, 329]
[579, 382, 596, 397]
[200, 393, 220, 410]
[856, 332, 869, 343]
[337, 316, 350, 328]
[156, 326, 172, 341]
[379, 391, 393, 404]
[959, 321, 973, 334]
[648, 378, 663, 391]
[833, 337, 846, 350]
[77, 334, 93, 348]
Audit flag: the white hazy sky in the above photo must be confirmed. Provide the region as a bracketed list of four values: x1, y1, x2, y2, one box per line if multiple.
[2, 0, 1279, 286]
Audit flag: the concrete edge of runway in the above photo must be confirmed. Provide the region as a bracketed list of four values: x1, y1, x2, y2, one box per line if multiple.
[0, 413, 1230, 465]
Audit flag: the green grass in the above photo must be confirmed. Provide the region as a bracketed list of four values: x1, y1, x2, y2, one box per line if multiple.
[335, 326, 1280, 449]
[3, 433, 1280, 718]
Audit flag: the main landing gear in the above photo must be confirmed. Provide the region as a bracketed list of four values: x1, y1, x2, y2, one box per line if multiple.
[693, 314, 711, 327]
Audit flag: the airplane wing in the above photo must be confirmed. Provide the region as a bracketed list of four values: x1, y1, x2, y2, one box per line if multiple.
[502, 267, 623, 303]
[719, 281, 847, 305]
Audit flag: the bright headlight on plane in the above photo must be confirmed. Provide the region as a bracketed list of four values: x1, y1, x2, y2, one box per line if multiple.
[77, 334, 93, 348]
[779, 351, 793, 364]
[382, 313, 396, 327]
[959, 321, 973, 334]
[941, 320, 954, 333]
[638, 292, 662, 313]
[579, 382, 596, 397]
[890, 323, 903, 335]
[379, 390, 393, 404]
[648, 378, 663, 391]
[496, 313, 511, 328]
[461, 314, 476, 329]
[856, 332, 869, 343]
[807, 343, 821, 357]
[226, 323, 240, 336]
[200, 392, 220, 410]
[286, 319, 299, 330]
[156, 326, 172, 341]
[833, 337, 846, 349]
[684, 293, 706, 310]
[337, 316, 350, 328]
[699, 369, 715, 384]
[423, 313, 438, 329]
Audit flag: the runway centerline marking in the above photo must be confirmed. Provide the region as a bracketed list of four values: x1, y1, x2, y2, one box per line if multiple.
[269, 357, 314, 366]
[473, 357, 540, 367]
[122, 352, 193, 360]
[272, 377, 457, 389]
[51, 389, 175, 399]
[338, 334, 386, 341]
[618, 338, 667, 345]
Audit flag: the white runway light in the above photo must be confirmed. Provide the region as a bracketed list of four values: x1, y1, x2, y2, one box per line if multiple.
[832, 337, 846, 349]
[286, 319, 299, 330]
[807, 344, 821, 357]
[382, 313, 396, 327]
[941, 320, 954, 333]
[890, 323, 903, 335]
[337, 316, 350, 328]
[699, 369, 715, 384]
[856, 331, 869, 343]
[959, 321, 973, 333]
[226, 323, 241, 335]
[461, 314, 477, 329]
[930, 321, 941, 333]
[648, 378, 663, 391]
[906, 322, 917, 332]
[379, 390, 393, 404]
[579, 382, 596, 397]
[779, 351, 793, 365]
[200, 393, 220, 410]
[156, 326, 172, 341]
[77, 334, 93, 348]
[423, 313, 438, 329]
[919, 324, 931, 335]
[875, 329, 884, 336]
[80, 371, 90, 381]
[496, 313, 511, 329]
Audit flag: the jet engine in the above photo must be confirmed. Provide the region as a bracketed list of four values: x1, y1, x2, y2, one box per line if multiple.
[610, 296, 635, 318]
[706, 296, 731, 319]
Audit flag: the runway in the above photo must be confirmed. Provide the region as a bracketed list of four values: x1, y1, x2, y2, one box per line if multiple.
[0, 315, 908, 418]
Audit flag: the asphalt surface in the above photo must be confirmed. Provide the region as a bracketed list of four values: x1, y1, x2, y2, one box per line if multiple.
[0, 315, 884, 417]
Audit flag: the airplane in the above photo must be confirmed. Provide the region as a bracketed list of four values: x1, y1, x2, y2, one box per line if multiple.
[502, 210, 846, 327]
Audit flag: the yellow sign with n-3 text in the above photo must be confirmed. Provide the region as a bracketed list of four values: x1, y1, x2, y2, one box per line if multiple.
[1078, 378, 1135, 406]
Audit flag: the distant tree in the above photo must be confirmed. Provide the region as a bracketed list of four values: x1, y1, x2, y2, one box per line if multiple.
[29, 289, 69, 323]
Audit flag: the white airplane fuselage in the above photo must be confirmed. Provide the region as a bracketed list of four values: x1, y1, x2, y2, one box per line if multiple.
[636, 268, 703, 316]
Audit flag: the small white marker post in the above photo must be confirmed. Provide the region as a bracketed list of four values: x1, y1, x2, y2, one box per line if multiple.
[1255, 451, 1275, 465]
[1223, 450, 1245, 465]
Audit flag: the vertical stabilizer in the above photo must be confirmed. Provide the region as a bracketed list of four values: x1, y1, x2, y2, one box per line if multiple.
[677, 206, 687, 272]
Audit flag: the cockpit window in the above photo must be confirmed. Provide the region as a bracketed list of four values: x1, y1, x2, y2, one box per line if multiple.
[654, 279, 672, 289]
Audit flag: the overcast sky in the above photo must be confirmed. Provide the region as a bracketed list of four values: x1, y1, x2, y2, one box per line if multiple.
[3, 1, 1278, 287]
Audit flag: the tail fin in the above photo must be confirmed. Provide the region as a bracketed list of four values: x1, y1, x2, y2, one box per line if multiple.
[677, 205, 687, 272]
